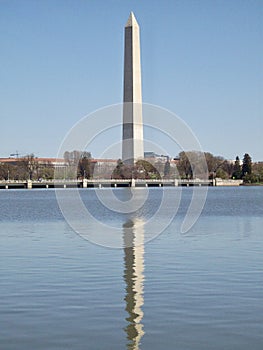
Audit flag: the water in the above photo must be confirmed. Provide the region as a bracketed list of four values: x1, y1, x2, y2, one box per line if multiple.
[0, 187, 262, 349]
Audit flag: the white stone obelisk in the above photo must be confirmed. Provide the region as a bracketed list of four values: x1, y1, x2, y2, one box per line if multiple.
[122, 12, 144, 164]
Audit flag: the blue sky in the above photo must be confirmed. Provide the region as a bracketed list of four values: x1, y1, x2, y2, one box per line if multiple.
[0, 0, 262, 161]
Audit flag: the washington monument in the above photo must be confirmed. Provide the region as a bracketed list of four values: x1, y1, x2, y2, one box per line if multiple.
[122, 12, 144, 164]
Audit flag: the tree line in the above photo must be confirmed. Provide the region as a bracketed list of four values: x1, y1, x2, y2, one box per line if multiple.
[0, 151, 262, 183]
[0, 154, 54, 181]
[176, 151, 261, 183]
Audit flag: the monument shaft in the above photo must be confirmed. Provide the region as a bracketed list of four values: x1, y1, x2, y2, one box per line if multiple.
[122, 12, 144, 164]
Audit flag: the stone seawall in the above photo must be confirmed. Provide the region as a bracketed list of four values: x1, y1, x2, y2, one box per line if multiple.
[215, 178, 243, 186]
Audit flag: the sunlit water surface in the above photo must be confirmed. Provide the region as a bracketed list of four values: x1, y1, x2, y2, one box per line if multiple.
[0, 187, 262, 350]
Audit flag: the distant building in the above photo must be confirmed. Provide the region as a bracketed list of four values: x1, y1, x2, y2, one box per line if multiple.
[0, 157, 66, 167]
[144, 152, 169, 162]
[91, 159, 118, 179]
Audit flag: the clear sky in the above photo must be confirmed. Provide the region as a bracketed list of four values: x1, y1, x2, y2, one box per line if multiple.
[0, 0, 262, 161]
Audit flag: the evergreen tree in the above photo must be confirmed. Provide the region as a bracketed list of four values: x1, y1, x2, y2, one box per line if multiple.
[232, 156, 242, 179]
[242, 153, 252, 178]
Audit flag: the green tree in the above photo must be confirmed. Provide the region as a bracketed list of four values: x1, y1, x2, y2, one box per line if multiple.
[232, 156, 242, 179]
[242, 153, 252, 178]
[215, 168, 228, 179]
[135, 159, 161, 179]
[204, 152, 228, 178]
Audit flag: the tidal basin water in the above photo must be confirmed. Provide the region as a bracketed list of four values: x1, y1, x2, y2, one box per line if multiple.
[0, 187, 262, 350]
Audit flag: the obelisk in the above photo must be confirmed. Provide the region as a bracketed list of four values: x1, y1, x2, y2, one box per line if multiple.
[122, 12, 144, 164]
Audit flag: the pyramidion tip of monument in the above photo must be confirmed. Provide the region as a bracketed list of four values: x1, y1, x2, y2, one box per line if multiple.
[125, 11, 139, 27]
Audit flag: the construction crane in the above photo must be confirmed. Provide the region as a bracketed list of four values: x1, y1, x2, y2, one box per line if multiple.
[9, 151, 21, 158]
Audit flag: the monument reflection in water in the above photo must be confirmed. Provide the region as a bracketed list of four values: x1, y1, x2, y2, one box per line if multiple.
[123, 218, 145, 350]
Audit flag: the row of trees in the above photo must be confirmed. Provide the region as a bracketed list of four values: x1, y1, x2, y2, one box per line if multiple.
[0, 154, 54, 181]
[75, 151, 260, 182]
[0, 152, 95, 181]
[177, 152, 262, 183]
[0, 154, 95, 181]
[112, 159, 162, 180]
[1, 151, 262, 183]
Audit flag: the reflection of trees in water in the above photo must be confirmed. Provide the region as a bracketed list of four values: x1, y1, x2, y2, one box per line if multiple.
[123, 219, 145, 350]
